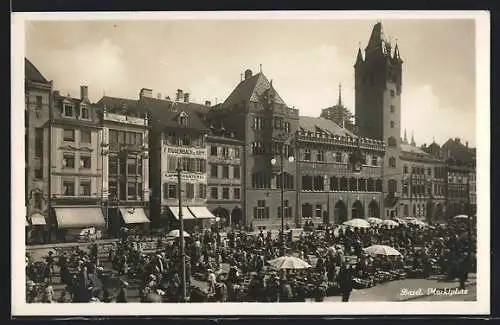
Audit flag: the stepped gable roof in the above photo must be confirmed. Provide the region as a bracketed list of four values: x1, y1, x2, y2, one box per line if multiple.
[223, 72, 286, 107]
[25, 58, 49, 83]
[298, 116, 356, 138]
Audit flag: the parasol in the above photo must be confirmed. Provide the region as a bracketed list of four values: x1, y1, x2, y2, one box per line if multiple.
[406, 218, 428, 227]
[381, 219, 399, 227]
[166, 229, 191, 238]
[267, 256, 312, 270]
[367, 217, 383, 224]
[453, 214, 469, 219]
[343, 218, 370, 228]
[363, 244, 402, 256]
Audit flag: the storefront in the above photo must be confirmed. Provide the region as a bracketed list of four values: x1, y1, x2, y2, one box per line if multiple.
[188, 206, 217, 229]
[119, 207, 150, 233]
[26, 213, 48, 244]
[53, 206, 106, 242]
[167, 206, 198, 232]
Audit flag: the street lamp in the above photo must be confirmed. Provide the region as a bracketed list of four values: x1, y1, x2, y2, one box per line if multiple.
[324, 175, 330, 226]
[271, 154, 294, 256]
[176, 157, 187, 302]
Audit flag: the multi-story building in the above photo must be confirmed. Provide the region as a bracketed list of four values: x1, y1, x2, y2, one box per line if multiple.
[399, 133, 446, 222]
[354, 22, 404, 219]
[50, 86, 105, 241]
[206, 128, 245, 228]
[296, 117, 385, 226]
[25, 58, 53, 242]
[93, 97, 150, 236]
[207, 68, 300, 230]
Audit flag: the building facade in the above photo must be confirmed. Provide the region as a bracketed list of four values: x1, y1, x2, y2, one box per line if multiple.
[400, 140, 446, 222]
[50, 86, 105, 241]
[206, 132, 244, 228]
[354, 22, 404, 219]
[296, 117, 385, 226]
[95, 100, 150, 236]
[25, 58, 53, 241]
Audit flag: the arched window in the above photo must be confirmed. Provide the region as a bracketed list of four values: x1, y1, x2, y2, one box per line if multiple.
[387, 136, 397, 147]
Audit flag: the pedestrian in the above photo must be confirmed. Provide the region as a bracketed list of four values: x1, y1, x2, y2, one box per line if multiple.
[116, 280, 129, 303]
[337, 263, 354, 302]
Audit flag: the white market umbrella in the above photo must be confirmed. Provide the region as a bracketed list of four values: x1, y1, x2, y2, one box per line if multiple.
[166, 229, 191, 238]
[367, 217, 383, 225]
[381, 219, 399, 227]
[454, 214, 469, 219]
[343, 218, 370, 228]
[406, 218, 428, 227]
[364, 245, 402, 256]
[267, 256, 312, 270]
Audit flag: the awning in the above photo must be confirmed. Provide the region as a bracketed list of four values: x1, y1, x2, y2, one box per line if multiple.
[30, 213, 46, 226]
[188, 206, 217, 219]
[54, 207, 105, 229]
[169, 206, 196, 220]
[119, 208, 150, 224]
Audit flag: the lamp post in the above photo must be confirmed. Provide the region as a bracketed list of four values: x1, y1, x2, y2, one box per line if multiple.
[176, 157, 187, 302]
[271, 154, 294, 256]
[324, 175, 330, 226]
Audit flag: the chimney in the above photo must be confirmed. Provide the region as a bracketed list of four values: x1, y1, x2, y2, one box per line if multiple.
[455, 137, 460, 143]
[139, 88, 153, 98]
[176, 89, 183, 101]
[244, 69, 253, 80]
[80, 85, 88, 101]
[157, 93, 162, 99]
[466, 141, 469, 148]
[184, 93, 190, 103]
[205, 100, 211, 107]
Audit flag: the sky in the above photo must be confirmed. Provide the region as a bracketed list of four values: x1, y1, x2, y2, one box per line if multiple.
[25, 17, 477, 147]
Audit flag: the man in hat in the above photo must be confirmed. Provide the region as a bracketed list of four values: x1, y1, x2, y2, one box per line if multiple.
[337, 262, 354, 302]
[207, 268, 217, 294]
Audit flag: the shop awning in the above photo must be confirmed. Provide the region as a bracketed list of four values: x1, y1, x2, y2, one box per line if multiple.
[188, 206, 217, 219]
[30, 213, 46, 226]
[169, 206, 196, 220]
[119, 208, 150, 224]
[54, 207, 105, 229]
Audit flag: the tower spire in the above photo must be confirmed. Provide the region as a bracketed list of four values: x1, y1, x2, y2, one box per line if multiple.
[393, 38, 402, 61]
[355, 46, 364, 67]
[411, 130, 415, 146]
[403, 129, 408, 144]
[338, 83, 342, 106]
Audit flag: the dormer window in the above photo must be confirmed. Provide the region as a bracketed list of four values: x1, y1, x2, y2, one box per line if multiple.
[178, 111, 189, 127]
[63, 103, 74, 117]
[80, 105, 89, 120]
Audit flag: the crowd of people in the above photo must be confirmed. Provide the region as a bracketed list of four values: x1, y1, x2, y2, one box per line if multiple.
[25, 217, 476, 303]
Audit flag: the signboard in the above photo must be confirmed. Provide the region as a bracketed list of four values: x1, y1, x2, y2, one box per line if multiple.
[164, 172, 207, 183]
[165, 146, 207, 158]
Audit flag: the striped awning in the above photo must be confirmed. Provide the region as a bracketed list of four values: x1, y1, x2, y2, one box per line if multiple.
[54, 207, 105, 229]
[119, 208, 150, 224]
[188, 206, 217, 219]
[30, 213, 46, 226]
[169, 206, 196, 220]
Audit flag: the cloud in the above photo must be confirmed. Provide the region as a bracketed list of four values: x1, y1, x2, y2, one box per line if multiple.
[402, 85, 476, 146]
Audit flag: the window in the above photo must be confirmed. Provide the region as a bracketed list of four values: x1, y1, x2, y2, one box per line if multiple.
[211, 164, 218, 178]
[127, 182, 137, 200]
[367, 178, 375, 192]
[80, 128, 91, 144]
[233, 166, 240, 179]
[388, 179, 397, 193]
[349, 177, 357, 191]
[301, 175, 313, 191]
[222, 147, 230, 158]
[252, 172, 271, 189]
[63, 153, 75, 169]
[375, 179, 383, 192]
[316, 150, 325, 162]
[198, 184, 206, 199]
[252, 141, 264, 155]
[234, 188, 241, 200]
[330, 176, 339, 191]
[284, 122, 290, 133]
[315, 204, 322, 218]
[390, 89, 395, 97]
[388, 137, 397, 147]
[210, 187, 218, 199]
[35, 96, 42, 111]
[63, 129, 75, 142]
[371, 155, 378, 166]
[168, 184, 177, 199]
[404, 165, 408, 174]
[63, 103, 73, 117]
[80, 105, 89, 119]
[34, 128, 44, 157]
[254, 200, 269, 219]
[389, 157, 396, 168]
[80, 155, 91, 169]
[313, 176, 325, 191]
[335, 152, 342, 163]
[182, 135, 191, 146]
[303, 148, 311, 161]
[234, 148, 240, 158]
[210, 146, 218, 156]
[428, 167, 432, 176]
[63, 180, 75, 196]
[403, 182, 409, 196]
[136, 133, 143, 146]
[186, 183, 194, 199]
[222, 165, 229, 178]
[127, 158, 137, 175]
[390, 121, 395, 128]
[390, 105, 395, 113]
[120, 181, 127, 201]
[79, 181, 91, 196]
[168, 157, 178, 172]
[222, 187, 230, 199]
